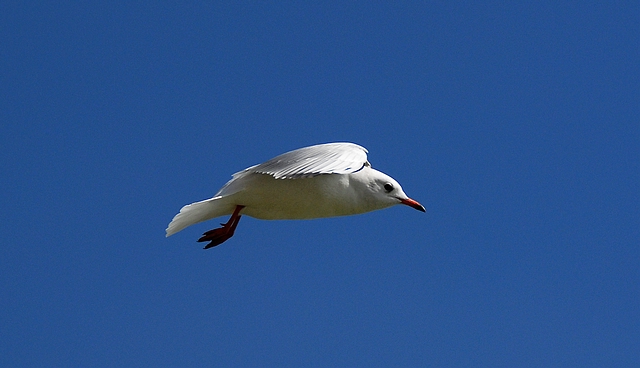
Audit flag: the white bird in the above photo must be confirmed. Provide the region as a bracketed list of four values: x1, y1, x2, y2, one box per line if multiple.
[166, 142, 425, 248]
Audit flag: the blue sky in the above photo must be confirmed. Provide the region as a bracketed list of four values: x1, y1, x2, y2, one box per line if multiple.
[1, 1, 638, 366]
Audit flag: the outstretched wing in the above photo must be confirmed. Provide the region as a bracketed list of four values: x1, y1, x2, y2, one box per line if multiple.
[247, 142, 369, 179]
[214, 142, 370, 197]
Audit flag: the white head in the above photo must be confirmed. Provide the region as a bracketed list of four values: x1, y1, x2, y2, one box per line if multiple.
[352, 167, 426, 213]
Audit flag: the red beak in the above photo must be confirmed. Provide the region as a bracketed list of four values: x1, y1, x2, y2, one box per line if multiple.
[400, 198, 426, 212]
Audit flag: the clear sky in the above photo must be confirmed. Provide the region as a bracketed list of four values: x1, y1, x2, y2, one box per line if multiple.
[1, 2, 638, 366]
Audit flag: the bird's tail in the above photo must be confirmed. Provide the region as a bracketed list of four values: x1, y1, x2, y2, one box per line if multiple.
[166, 196, 231, 237]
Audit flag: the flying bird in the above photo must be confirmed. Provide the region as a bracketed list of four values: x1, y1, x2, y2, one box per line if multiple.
[166, 142, 425, 248]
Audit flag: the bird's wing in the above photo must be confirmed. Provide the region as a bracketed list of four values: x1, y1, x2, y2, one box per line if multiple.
[242, 142, 369, 179]
[214, 142, 369, 197]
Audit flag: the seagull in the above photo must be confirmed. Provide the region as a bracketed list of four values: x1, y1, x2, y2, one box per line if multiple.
[166, 142, 425, 249]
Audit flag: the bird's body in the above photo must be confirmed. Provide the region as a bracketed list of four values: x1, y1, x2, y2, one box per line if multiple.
[166, 142, 425, 248]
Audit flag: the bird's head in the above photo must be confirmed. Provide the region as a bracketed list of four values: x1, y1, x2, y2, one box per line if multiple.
[360, 168, 426, 212]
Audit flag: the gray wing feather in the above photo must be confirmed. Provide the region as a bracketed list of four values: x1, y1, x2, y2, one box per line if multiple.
[214, 142, 369, 197]
[245, 142, 368, 179]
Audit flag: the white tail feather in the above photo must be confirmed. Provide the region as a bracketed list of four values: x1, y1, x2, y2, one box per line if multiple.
[165, 196, 230, 237]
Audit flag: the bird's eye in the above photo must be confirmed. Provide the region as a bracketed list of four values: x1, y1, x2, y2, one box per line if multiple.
[384, 183, 394, 193]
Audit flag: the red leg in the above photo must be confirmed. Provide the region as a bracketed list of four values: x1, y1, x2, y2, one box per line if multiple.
[198, 205, 245, 249]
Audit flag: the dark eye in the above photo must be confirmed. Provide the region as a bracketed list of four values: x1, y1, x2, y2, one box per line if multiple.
[384, 183, 394, 193]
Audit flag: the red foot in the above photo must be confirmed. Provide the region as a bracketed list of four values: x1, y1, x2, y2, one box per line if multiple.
[198, 205, 245, 249]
